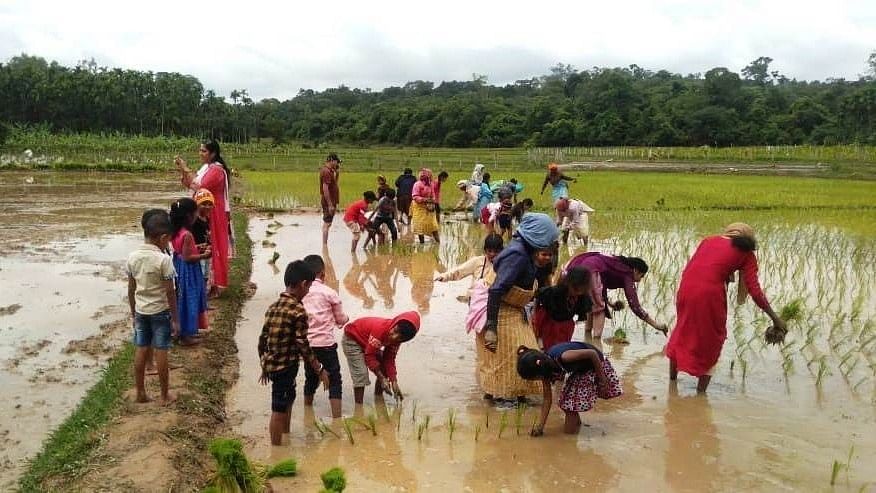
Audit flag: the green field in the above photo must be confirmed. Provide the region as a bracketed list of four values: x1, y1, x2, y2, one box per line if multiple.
[239, 170, 876, 237]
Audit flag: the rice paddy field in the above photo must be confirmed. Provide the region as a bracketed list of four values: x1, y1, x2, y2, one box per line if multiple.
[226, 169, 876, 491]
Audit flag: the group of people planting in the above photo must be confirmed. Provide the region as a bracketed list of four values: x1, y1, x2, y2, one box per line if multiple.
[126, 145, 788, 442]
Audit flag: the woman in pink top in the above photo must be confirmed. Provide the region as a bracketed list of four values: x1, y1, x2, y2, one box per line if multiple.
[174, 140, 230, 295]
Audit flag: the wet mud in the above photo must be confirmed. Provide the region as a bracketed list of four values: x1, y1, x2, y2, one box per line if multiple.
[0, 171, 183, 488]
[229, 213, 876, 492]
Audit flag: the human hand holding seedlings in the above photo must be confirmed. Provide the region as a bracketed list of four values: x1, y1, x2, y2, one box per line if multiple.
[610, 300, 626, 311]
[483, 320, 498, 352]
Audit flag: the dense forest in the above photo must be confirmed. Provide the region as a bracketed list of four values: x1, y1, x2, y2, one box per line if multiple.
[1, 53, 875, 147]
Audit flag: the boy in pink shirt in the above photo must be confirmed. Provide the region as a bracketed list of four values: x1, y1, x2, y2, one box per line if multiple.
[302, 254, 349, 417]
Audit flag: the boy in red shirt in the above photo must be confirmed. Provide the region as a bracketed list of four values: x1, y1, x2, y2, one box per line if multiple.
[341, 311, 420, 404]
[343, 191, 377, 252]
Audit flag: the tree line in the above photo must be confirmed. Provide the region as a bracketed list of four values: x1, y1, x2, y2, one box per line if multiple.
[1, 53, 875, 147]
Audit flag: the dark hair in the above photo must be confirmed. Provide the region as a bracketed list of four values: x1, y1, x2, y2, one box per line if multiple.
[731, 236, 757, 252]
[498, 187, 512, 200]
[202, 139, 231, 191]
[384, 188, 396, 199]
[616, 256, 649, 274]
[363, 191, 377, 202]
[395, 320, 417, 342]
[509, 178, 518, 184]
[403, 168, 413, 175]
[284, 260, 315, 287]
[516, 345, 557, 380]
[302, 254, 325, 276]
[483, 233, 504, 252]
[438, 171, 449, 179]
[511, 198, 534, 221]
[482, 172, 491, 184]
[169, 198, 198, 235]
[559, 266, 590, 292]
[326, 152, 342, 163]
[142, 209, 172, 239]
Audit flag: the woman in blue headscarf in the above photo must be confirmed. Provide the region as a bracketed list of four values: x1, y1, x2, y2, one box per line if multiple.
[477, 213, 559, 404]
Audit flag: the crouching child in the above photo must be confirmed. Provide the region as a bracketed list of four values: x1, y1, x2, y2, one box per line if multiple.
[258, 260, 330, 446]
[516, 342, 622, 436]
[342, 311, 420, 404]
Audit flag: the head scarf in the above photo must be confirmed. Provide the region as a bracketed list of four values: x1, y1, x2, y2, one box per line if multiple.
[548, 163, 559, 172]
[723, 222, 756, 305]
[418, 168, 433, 182]
[471, 163, 485, 184]
[194, 188, 215, 206]
[515, 213, 559, 249]
[555, 197, 569, 212]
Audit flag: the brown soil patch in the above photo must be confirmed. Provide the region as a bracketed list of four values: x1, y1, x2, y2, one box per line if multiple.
[0, 303, 22, 316]
[63, 319, 130, 359]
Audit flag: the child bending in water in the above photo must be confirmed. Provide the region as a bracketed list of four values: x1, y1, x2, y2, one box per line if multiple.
[517, 343, 622, 435]
[532, 267, 592, 350]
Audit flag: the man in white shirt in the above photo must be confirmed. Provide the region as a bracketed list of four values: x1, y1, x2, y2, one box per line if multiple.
[555, 198, 595, 246]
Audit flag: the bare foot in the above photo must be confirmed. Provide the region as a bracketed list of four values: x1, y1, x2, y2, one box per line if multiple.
[159, 394, 177, 406]
[136, 394, 152, 403]
[145, 367, 158, 376]
[179, 337, 200, 347]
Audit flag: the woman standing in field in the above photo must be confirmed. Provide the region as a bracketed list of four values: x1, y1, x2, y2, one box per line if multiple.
[563, 252, 668, 338]
[410, 168, 440, 244]
[540, 163, 576, 203]
[480, 213, 558, 404]
[175, 140, 230, 295]
[665, 223, 786, 392]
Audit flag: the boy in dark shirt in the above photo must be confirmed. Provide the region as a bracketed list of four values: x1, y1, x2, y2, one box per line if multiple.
[394, 168, 416, 225]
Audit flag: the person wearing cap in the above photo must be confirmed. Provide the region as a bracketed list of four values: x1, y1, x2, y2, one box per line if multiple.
[453, 179, 479, 215]
[665, 223, 786, 393]
[320, 153, 342, 245]
[193, 189, 214, 291]
[555, 197, 595, 246]
[540, 163, 576, 203]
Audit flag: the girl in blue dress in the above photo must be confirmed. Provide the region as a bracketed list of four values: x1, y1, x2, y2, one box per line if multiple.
[169, 198, 211, 345]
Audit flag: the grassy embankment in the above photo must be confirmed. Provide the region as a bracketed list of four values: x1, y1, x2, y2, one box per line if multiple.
[240, 170, 876, 237]
[19, 212, 253, 492]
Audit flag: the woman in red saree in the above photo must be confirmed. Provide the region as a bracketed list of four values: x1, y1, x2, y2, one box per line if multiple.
[665, 223, 786, 392]
[175, 140, 230, 294]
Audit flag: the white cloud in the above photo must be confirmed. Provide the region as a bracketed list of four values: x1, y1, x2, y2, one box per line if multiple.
[1, 0, 873, 100]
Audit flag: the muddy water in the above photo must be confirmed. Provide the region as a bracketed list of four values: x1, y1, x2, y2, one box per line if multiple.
[0, 171, 182, 488]
[229, 213, 875, 492]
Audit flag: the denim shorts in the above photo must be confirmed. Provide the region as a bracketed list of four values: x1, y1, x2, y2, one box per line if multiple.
[270, 363, 299, 412]
[133, 310, 172, 350]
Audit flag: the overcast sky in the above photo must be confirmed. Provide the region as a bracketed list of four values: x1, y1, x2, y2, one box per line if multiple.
[1, 0, 874, 101]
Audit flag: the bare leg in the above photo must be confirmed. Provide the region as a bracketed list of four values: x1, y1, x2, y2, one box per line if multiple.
[591, 311, 607, 338]
[563, 411, 581, 434]
[697, 375, 712, 393]
[134, 347, 150, 402]
[269, 412, 286, 445]
[432, 232, 440, 243]
[562, 230, 570, 244]
[304, 394, 314, 406]
[669, 358, 678, 380]
[329, 398, 342, 418]
[145, 347, 156, 375]
[354, 386, 365, 404]
[418, 234, 425, 244]
[154, 349, 175, 405]
[322, 223, 330, 245]
[284, 402, 293, 432]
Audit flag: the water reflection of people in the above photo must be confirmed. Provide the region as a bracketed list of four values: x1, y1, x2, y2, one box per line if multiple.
[362, 249, 399, 309]
[321, 246, 339, 292]
[343, 252, 376, 309]
[410, 249, 441, 314]
[664, 384, 720, 493]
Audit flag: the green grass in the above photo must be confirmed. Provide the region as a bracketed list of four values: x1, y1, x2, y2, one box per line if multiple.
[239, 170, 876, 236]
[18, 344, 135, 492]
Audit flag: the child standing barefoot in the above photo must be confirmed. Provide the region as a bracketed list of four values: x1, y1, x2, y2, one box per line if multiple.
[517, 343, 622, 435]
[170, 198, 211, 345]
[302, 254, 349, 418]
[127, 209, 180, 406]
[258, 261, 330, 446]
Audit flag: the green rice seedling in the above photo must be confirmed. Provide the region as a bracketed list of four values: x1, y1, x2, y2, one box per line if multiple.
[266, 459, 298, 478]
[268, 251, 280, 264]
[367, 411, 378, 436]
[474, 424, 481, 442]
[411, 400, 418, 424]
[320, 419, 341, 439]
[485, 409, 490, 429]
[342, 418, 355, 445]
[498, 412, 508, 438]
[830, 460, 844, 486]
[860, 334, 876, 350]
[739, 358, 749, 382]
[780, 299, 805, 323]
[314, 419, 326, 437]
[320, 467, 347, 492]
[816, 357, 830, 387]
[853, 377, 867, 392]
[207, 438, 265, 493]
[261, 239, 276, 248]
[447, 408, 458, 441]
[514, 403, 527, 436]
[417, 415, 431, 441]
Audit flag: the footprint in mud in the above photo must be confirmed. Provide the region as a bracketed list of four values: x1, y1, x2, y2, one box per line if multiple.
[0, 304, 22, 316]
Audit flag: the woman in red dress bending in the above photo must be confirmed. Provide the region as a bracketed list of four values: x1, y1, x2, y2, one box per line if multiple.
[665, 223, 786, 392]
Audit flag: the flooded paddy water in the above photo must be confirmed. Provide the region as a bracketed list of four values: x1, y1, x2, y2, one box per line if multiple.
[229, 213, 876, 492]
[0, 171, 180, 488]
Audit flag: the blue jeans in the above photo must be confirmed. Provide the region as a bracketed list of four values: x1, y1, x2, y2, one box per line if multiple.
[133, 310, 172, 350]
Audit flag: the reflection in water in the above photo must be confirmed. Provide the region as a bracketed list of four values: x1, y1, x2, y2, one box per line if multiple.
[343, 252, 376, 309]
[322, 246, 339, 292]
[409, 249, 443, 314]
[665, 383, 720, 493]
[361, 250, 400, 309]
